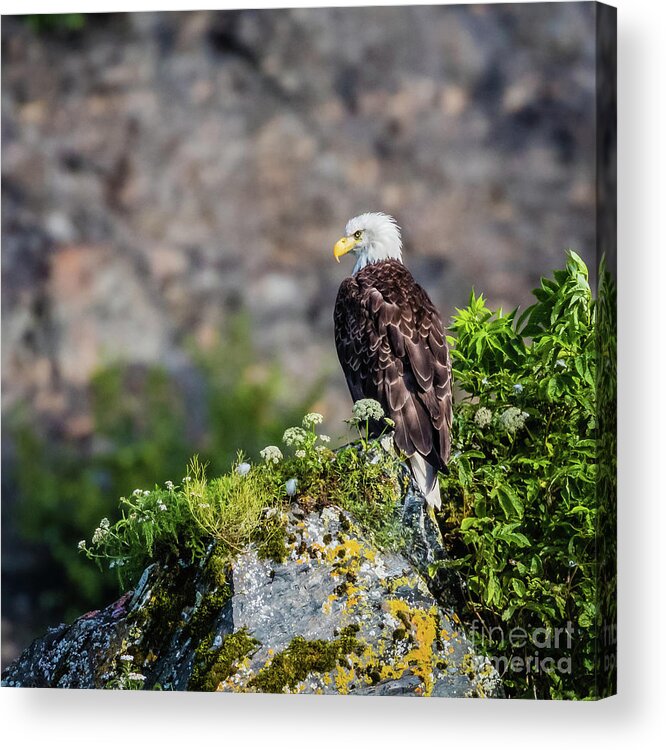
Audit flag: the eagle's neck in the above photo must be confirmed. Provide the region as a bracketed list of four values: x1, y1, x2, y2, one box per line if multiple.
[352, 249, 403, 275]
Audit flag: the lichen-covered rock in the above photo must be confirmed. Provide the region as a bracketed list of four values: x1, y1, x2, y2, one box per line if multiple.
[2, 489, 501, 697]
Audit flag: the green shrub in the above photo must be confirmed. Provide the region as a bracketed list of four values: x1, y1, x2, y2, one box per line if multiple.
[436, 251, 607, 699]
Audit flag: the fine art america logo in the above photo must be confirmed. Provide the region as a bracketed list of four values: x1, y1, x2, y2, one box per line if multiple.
[470, 622, 576, 676]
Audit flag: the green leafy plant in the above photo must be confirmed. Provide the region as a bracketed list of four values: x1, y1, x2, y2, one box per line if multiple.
[79, 405, 402, 589]
[436, 251, 604, 699]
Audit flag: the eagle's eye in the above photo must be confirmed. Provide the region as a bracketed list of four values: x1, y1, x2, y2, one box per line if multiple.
[353, 230, 363, 240]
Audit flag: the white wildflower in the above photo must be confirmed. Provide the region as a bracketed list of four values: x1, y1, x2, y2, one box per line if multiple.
[143, 490, 150, 497]
[158, 503, 167, 512]
[498, 407, 529, 434]
[165, 480, 175, 491]
[352, 399, 384, 421]
[182, 476, 191, 483]
[77, 540, 86, 551]
[380, 434, 394, 453]
[132, 489, 143, 497]
[283, 427, 307, 446]
[120, 654, 134, 662]
[127, 672, 146, 682]
[302, 412, 324, 427]
[285, 478, 298, 497]
[236, 462, 251, 477]
[100, 518, 110, 530]
[474, 407, 493, 428]
[260, 445, 283, 464]
[92, 526, 108, 544]
[481, 377, 489, 386]
[319, 434, 331, 443]
[513, 383, 524, 394]
[295, 450, 306, 459]
[556, 359, 567, 369]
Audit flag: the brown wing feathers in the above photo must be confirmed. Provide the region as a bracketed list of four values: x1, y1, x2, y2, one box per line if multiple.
[334, 259, 452, 471]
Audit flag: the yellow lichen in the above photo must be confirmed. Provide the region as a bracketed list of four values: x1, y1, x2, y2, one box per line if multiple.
[334, 665, 356, 694]
[384, 599, 440, 696]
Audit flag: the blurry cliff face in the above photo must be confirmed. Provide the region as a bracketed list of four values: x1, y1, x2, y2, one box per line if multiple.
[2, 4, 597, 437]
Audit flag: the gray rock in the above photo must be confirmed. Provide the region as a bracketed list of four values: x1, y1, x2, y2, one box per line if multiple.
[1, 478, 501, 697]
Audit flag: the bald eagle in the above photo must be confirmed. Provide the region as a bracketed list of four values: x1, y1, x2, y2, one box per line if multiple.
[333, 212, 452, 509]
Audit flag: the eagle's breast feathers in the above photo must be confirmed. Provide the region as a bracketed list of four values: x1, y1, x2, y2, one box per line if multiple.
[334, 259, 452, 471]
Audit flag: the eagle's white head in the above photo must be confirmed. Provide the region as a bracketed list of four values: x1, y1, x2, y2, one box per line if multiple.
[333, 212, 403, 275]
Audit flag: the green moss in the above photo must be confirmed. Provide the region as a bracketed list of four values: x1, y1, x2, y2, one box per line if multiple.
[205, 546, 230, 588]
[255, 519, 288, 563]
[248, 625, 362, 694]
[185, 552, 233, 651]
[189, 628, 259, 692]
[130, 565, 194, 651]
[186, 588, 232, 646]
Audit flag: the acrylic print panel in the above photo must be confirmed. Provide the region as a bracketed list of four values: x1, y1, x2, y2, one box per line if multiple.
[1, 2, 616, 699]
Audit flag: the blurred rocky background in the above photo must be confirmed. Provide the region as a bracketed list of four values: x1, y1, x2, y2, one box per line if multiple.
[2, 4, 598, 663]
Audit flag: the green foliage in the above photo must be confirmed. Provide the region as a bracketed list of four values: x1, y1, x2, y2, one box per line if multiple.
[436, 251, 603, 699]
[11, 316, 318, 622]
[23, 14, 86, 33]
[193, 317, 322, 473]
[79, 407, 402, 590]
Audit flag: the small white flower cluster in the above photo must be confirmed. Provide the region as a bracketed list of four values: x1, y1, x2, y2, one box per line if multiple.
[236, 462, 251, 477]
[283, 427, 307, 446]
[127, 672, 146, 683]
[165, 480, 175, 491]
[474, 406, 493, 428]
[158, 502, 167, 512]
[513, 383, 524, 394]
[498, 407, 529, 434]
[285, 478, 298, 496]
[120, 654, 134, 662]
[260, 445, 283, 464]
[92, 518, 111, 545]
[352, 399, 385, 421]
[319, 434, 331, 444]
[295, 450, 306, 459]
[77, 539, 86, 551]
[302, 412, 324, 428]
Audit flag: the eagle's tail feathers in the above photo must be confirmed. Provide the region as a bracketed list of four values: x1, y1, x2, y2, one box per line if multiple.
[409, 453, 442, 510]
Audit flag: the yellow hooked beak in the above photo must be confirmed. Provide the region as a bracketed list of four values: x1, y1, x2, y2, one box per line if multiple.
[333, 236, 357, 263]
